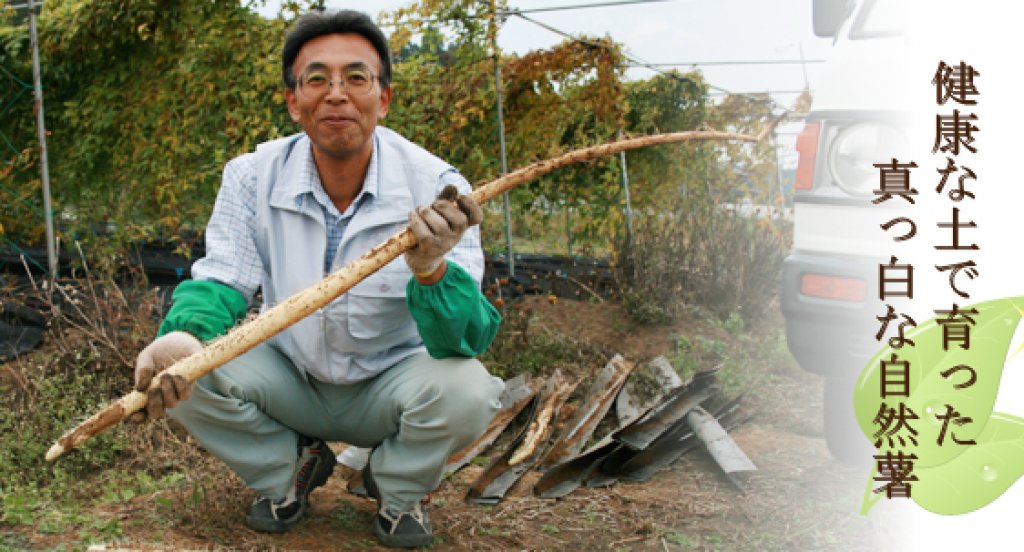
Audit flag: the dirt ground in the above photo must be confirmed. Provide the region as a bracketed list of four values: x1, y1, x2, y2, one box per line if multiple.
[18, 296, 902, 551]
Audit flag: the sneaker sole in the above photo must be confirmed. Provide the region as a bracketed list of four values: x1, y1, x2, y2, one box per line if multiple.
[364, 462, 433, 548]
[245, 445, 338, 533]
[245, 506, 306, 533]
[373, 518, 433, 549]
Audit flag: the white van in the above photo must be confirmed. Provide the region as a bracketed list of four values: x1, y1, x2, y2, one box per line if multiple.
[780, 0, 910, 461]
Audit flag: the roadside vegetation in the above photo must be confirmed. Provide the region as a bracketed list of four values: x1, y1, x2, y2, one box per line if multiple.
[1, 0, 788, 265]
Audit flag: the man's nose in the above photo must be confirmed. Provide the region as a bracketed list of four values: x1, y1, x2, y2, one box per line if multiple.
[325, 80, 349, 102]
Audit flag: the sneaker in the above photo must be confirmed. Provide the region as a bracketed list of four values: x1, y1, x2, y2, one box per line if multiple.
[245, 436, 336, 533]
[375, 502, 433, 549]
[363, 463, 433, 548]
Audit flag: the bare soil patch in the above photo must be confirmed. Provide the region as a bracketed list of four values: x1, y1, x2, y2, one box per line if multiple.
[11, 297, 898, 551]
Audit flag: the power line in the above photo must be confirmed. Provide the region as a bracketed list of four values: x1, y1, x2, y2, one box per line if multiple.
[708, 89, 811, 95]
[500, 0, 673, 16]
[507, 10, 613, 51]
[640, 59, 826, 67]
[383, 2, 802, 112]
[510, 9, 793, 111]
[376, 0, 670, 26]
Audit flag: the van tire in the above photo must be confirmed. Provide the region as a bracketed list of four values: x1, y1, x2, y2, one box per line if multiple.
[823, 372, 873, 467]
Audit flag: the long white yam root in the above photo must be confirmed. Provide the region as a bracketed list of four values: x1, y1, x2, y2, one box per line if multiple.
[46, 128, 764, 462]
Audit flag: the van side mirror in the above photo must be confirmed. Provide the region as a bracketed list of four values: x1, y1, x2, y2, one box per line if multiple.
[813, 0, 852, 38]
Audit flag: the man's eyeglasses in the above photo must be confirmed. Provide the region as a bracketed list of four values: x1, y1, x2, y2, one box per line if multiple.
[297, 66, 377, 96]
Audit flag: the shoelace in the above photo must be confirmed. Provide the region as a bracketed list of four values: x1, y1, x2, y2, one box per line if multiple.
[294, 444, 324, 491]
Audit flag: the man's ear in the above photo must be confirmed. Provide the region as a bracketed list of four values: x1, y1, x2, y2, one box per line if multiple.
[285, 88, 301, 122]
[377, 85, 393, 120]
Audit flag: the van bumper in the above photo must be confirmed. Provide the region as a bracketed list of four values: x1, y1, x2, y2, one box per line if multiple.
[780, 252, 883, 376]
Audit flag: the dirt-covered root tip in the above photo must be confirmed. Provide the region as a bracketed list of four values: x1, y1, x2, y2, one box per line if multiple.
[438, 184, 460, 202]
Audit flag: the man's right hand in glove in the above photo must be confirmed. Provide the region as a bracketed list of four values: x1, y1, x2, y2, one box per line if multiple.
[131, 331, 202, 422]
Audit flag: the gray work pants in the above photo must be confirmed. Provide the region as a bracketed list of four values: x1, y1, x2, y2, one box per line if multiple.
[167, 343, 504, 512]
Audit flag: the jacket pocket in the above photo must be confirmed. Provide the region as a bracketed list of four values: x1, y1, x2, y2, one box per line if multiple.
[346, 265, 414, 340]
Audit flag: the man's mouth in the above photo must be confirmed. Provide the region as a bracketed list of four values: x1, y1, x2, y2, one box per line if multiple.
[321, 115, 355, 127]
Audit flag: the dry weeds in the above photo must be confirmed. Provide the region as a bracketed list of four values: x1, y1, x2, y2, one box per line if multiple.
[4, 294, 901, 551]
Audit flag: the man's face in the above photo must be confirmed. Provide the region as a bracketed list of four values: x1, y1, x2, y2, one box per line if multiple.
[286, 33, 392, 162]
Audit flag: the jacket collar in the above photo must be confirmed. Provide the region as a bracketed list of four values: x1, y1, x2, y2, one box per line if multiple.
[341, 129, 415, 242]
[266, 130, 412, 228]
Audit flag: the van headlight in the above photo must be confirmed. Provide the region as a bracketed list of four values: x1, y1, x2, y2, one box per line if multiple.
[828, 122, 909, 196]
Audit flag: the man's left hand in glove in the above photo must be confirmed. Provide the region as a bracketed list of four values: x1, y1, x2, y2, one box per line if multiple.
[404, 186, 483, 283]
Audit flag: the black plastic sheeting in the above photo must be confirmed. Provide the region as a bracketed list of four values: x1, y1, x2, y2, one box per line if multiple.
[0, 245, 620, 361]
[484, 253, 616, 302]
[0, 299, 45, 362]
[1, 244, 200, 288]
[2, 244, 618, 302]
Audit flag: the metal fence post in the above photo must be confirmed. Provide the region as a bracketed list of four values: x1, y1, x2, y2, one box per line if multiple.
[491, 2, 514, 276]
[28, 0, 57, 277]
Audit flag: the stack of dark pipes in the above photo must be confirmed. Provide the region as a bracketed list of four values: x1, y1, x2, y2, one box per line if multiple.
[460, 355, 755, 503]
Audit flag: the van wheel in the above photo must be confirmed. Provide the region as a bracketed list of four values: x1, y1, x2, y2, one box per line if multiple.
[823, 372, 873, 467]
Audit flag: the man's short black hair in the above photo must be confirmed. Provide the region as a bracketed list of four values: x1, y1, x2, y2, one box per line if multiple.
[282, 10, 392, 90]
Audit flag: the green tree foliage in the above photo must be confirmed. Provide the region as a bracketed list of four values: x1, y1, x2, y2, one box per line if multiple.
[706, 93, 780, 204]
[500, 37, 626, 248]
[620, 71, 709, 211]
[380, 0, 637, 252]
[0, 5, 43, 243]
[1, 0, 295, 259]
[383, 1, 500, 184]
[1, 0, 781, 265]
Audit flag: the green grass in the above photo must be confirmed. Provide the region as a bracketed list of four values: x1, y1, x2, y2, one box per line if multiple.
[664, 531, 695, 548]
[332, 499, 367, 532]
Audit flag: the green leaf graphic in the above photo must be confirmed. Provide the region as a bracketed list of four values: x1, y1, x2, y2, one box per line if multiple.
[855, 296, 1024, 515]
[912, 412, 1024, 514]
[854, 296, 1024, 469]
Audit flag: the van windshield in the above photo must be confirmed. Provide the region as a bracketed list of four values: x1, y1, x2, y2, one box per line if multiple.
[851, 0, 906, 38]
